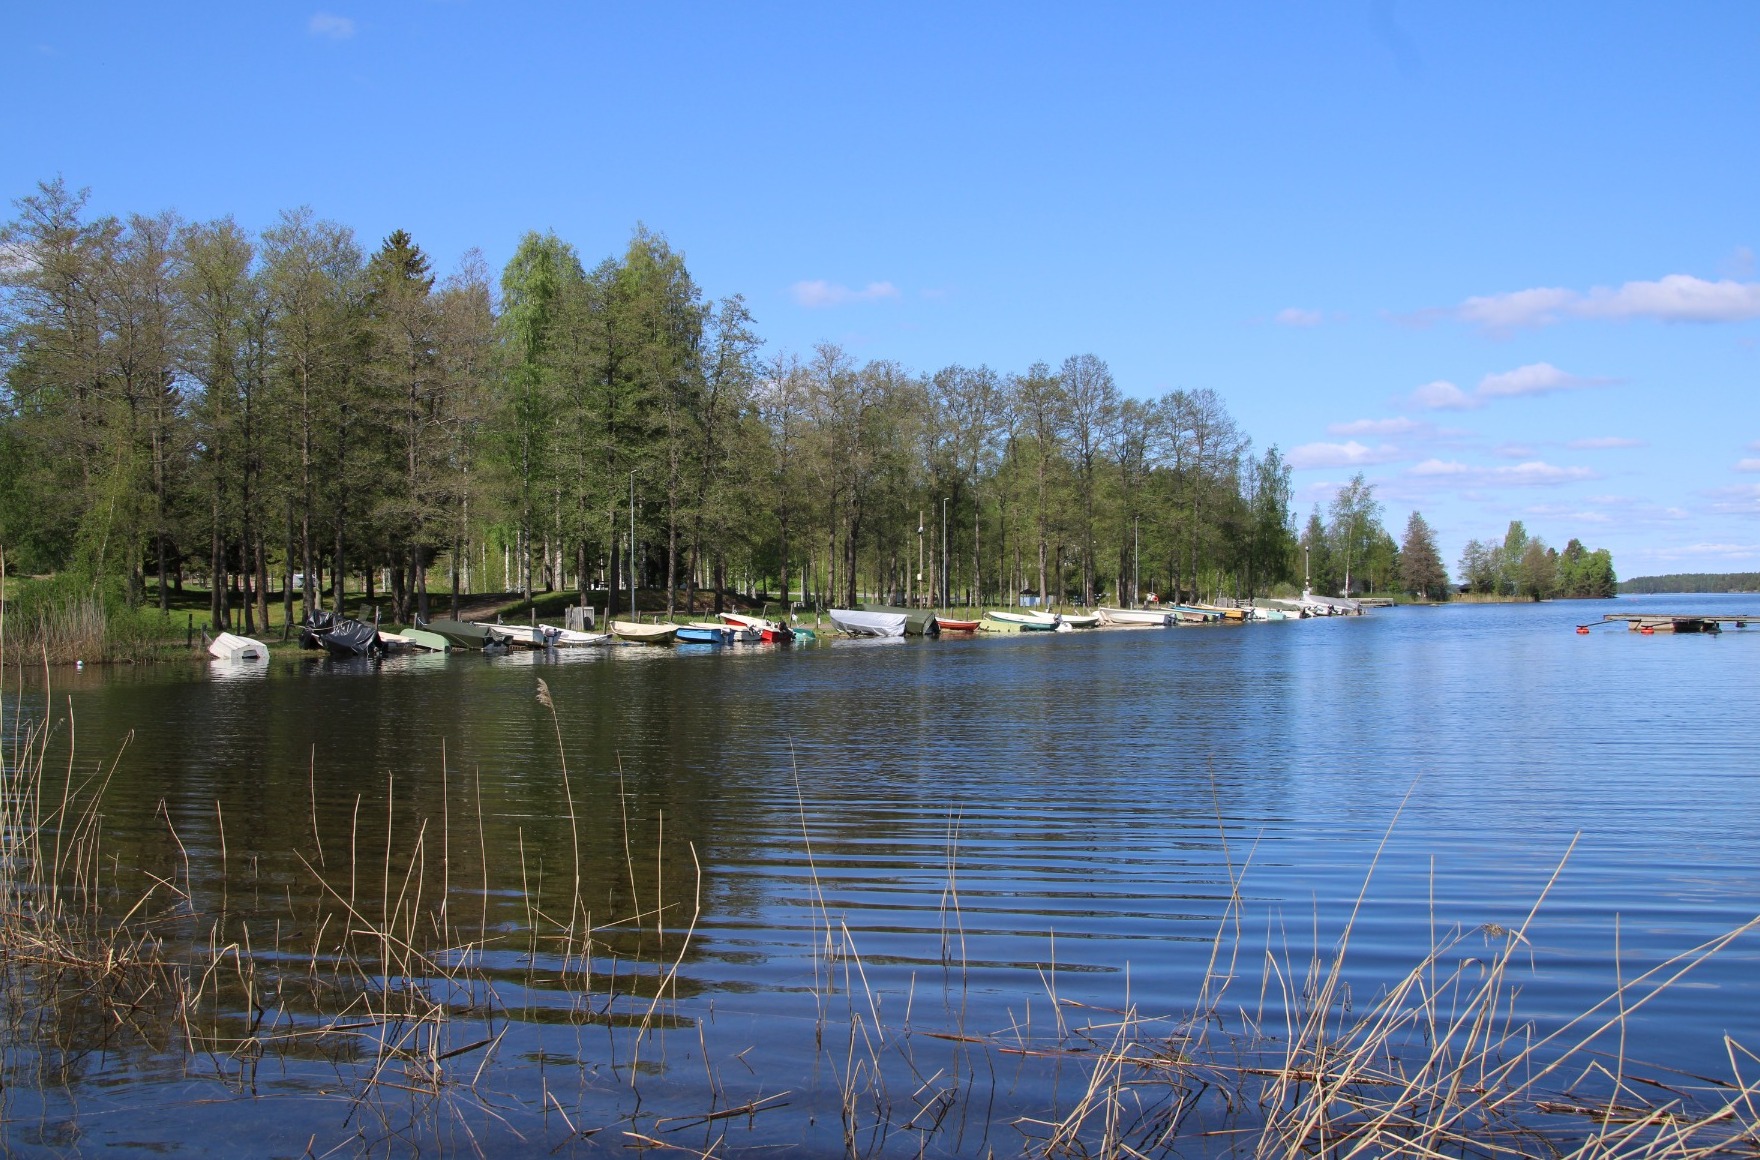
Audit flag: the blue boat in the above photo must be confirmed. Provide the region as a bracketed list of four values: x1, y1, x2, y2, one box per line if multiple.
[675, 624, 731, 645]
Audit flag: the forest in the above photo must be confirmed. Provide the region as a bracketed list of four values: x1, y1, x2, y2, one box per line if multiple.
[3, 178, 1556, 636]
[1619, 572, 1760, 595]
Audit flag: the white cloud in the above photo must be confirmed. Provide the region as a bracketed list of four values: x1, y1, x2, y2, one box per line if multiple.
[1454, 274, 1760, 333]
[1566, 436, 1645, 450]
[1492, 443, 1535, 459]
[1409, 380, 1478, 410]
[309, 11, 355, 38]
[1578, 275, 1760, 323]
[1476, 361, 1603, 400]
[1326, 416, 1425, 437]
[1274, 307, 1323, 327]
[1408, 363, 1609, 411]
[1736, 458, 1760, 473]
[790, 279, 901, 308]
[1700, 483, 1760, 517]
[1458, 287, 1576, 332]
[1408, 459, 1596, 487]
[1286, 441, 1402, 470]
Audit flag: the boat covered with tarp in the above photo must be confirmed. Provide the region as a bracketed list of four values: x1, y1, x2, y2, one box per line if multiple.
[859, 603, 940, 636]
[830, 609, 907, 637]
[321, 618, 384, 658]
[298, 608, 337, 650]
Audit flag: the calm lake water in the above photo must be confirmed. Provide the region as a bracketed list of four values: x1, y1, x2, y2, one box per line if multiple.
[6, 595, 1760, 1156]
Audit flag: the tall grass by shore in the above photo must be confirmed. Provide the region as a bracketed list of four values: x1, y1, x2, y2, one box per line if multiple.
[2, 651, 1757, 1155]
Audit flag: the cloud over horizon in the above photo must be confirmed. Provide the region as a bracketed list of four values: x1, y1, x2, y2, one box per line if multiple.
[1567, 436, 1646, 450]
[790, 279, 901, 308]
[1457, 274, 1760, 334]
[1274, 307, 1323, 327]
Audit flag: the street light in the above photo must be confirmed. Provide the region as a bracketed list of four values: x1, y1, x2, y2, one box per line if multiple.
[916, 510, 924, 607]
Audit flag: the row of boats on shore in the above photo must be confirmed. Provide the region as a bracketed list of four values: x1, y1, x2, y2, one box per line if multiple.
[826, 595, 1365, 637]
[205, 593, 1366, 662]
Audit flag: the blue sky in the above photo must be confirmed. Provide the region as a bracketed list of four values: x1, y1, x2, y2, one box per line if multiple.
[6, 4, 1757, 576]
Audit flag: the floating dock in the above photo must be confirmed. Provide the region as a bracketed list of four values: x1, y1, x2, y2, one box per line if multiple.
[1596, 613, 1757, 634]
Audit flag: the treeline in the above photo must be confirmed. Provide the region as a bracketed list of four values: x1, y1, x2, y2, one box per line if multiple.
[1457, 521, 1616, 599]
[1, 178, 1323, 632]
[1619, 573, 1760, 595]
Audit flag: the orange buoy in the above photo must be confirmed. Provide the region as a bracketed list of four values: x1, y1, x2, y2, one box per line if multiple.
[1576, 625, 1590, 634]
[1640, 625, 1655, 635]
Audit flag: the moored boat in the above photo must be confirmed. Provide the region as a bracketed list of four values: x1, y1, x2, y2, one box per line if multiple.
[986, 610, 1061, 628]
[934, 615, 981, 632]
[718, 612, 794, 642]
[1059, 612, 1100, 629]
[830, 608, 907, 637]
[208, 631, 269, 662]
[676, 624, 732, 645]
[321, 619, 384, 658]
[1194, 604, 1249, 622]
[692, 620, 758, 642]
[611, 621, 679, 645]
[493, 623, 607, 648]
[298, 608, 336, 650]
[1097, 607, 1173, 627]
[420, 618, 514, 649]
[859, 603, 940, 636]
[399, 628, 452, 651]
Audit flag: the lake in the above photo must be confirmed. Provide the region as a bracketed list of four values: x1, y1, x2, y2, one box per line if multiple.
[5, 595, 1759, 1156]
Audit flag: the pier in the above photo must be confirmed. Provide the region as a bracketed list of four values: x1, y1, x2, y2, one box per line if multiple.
[1596, 613, 1757, 634]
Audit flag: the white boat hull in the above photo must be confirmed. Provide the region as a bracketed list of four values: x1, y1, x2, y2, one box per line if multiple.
[208, 632, 269, 662]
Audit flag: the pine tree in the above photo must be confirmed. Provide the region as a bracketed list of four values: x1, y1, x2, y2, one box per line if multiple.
[1398, 510, 1448, 600]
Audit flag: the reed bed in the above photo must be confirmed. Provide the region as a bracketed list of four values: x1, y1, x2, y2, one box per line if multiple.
[1, 651, 1757, 1156]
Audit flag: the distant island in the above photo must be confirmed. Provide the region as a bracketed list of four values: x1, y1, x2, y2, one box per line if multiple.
[1619, 573, 1760, 594]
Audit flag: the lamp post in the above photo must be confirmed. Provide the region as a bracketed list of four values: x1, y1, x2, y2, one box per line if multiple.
[916, 510, 924, 608]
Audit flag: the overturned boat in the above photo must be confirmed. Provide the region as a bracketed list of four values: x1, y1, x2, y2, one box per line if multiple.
[419, 618, 514, 650]
[208, 631, 269, 662]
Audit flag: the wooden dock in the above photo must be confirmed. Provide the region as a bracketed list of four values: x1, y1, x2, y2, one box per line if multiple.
[1597, 613, 1758, 634]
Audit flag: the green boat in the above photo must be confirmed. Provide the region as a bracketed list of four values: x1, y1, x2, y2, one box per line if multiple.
[419, 618, 512, 649]
[400, 628, 451, 652]
[860, 603, 941, 636]
[979, 614, 1056, 633]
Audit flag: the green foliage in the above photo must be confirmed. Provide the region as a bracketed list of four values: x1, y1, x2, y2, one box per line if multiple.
[1398, 510, 1448, 599]
[1457, 526, 1615, 599]
[1619, 572, 1756, 594]
[2, 177, 1335, 645]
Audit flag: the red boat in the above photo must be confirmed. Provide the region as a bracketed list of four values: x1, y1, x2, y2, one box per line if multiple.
[719, 612, 794, 642]
[934, 616, 981, 632]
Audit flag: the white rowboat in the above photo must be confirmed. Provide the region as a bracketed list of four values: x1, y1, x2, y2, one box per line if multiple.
[208, 631, 269, 662]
